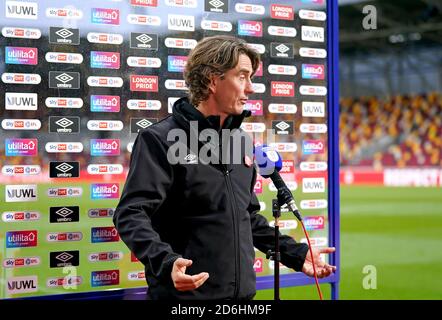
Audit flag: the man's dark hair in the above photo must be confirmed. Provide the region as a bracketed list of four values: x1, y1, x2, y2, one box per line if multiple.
[184, 35, 260, 106]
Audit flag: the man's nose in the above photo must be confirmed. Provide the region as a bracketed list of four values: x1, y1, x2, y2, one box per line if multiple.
[245, 79, 255, 94]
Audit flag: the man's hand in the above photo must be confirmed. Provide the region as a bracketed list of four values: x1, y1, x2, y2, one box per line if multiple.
[302, 247, 336, 278]
[171, 258, 210, 291]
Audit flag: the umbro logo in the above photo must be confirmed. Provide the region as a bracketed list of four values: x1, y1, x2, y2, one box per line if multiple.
[184, 153, 198, 164]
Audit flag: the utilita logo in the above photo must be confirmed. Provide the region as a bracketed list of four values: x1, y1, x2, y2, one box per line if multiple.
[90, 95, 120, 112]
[168, 56, 187, 72]
[91, 8, 120, 25]
[244, 100, 263, 116]
[254, 258, 263, 273]
[5, 46, 37, 65]
[91, 227, 120, 243]
[238, 20, 262, 37]
[303, 216, 325, 231]
[130, 75, 158, 92]
[302, 64, 325, 80]
[90, 139, 120, 156]
[302, 140, 325, 155]
[91, 183, 120, 200]
[91, 270, 120, 287]
[270, 4, 294, 20]
[90, 51, 120, 69]
[5, 139, 37, 156]
[6, 230, 37, 248]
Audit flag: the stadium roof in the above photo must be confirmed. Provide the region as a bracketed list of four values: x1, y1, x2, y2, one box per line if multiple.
[339, 0, 442, 54]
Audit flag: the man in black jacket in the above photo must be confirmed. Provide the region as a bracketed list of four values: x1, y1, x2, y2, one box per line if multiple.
[113, 35, 335, 300]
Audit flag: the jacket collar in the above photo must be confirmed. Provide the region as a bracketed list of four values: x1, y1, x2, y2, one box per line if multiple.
[172, 97, 251, 133]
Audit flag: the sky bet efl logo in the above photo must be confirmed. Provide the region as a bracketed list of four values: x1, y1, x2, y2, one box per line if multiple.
[91, 183, 120, 200]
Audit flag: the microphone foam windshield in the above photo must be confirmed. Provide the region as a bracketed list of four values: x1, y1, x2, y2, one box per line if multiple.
[254, 144, 282, 178]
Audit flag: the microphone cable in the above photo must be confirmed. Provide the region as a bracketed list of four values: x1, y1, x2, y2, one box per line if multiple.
[299, 218, 323, 300]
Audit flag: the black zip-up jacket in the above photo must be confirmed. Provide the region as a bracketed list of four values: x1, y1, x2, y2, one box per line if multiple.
[113, 97, 309, 300]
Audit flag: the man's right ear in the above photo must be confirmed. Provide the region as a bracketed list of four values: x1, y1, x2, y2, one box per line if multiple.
[208, 74, 219, 94]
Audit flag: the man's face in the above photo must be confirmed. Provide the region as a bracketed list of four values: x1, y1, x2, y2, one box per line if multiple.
[211, 54, 255, 116]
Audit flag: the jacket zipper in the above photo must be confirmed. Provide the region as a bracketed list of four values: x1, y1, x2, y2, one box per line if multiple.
[224, 167, 241, 298]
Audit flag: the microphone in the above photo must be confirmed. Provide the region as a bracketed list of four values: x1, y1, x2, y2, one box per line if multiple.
[254, 144, 303, 221]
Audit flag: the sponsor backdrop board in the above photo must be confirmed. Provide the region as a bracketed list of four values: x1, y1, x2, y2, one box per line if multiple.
[0, 0, 340, 298]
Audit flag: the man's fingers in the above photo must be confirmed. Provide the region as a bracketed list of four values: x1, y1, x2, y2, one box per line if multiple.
[175, 272, 209, 285]
[175, 258, 193, 268]
[175, 273, 209, 291]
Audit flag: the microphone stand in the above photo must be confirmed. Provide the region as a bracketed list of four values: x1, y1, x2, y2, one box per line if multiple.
[267, 199, 281, 300]
[267, 186, 304, 300]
